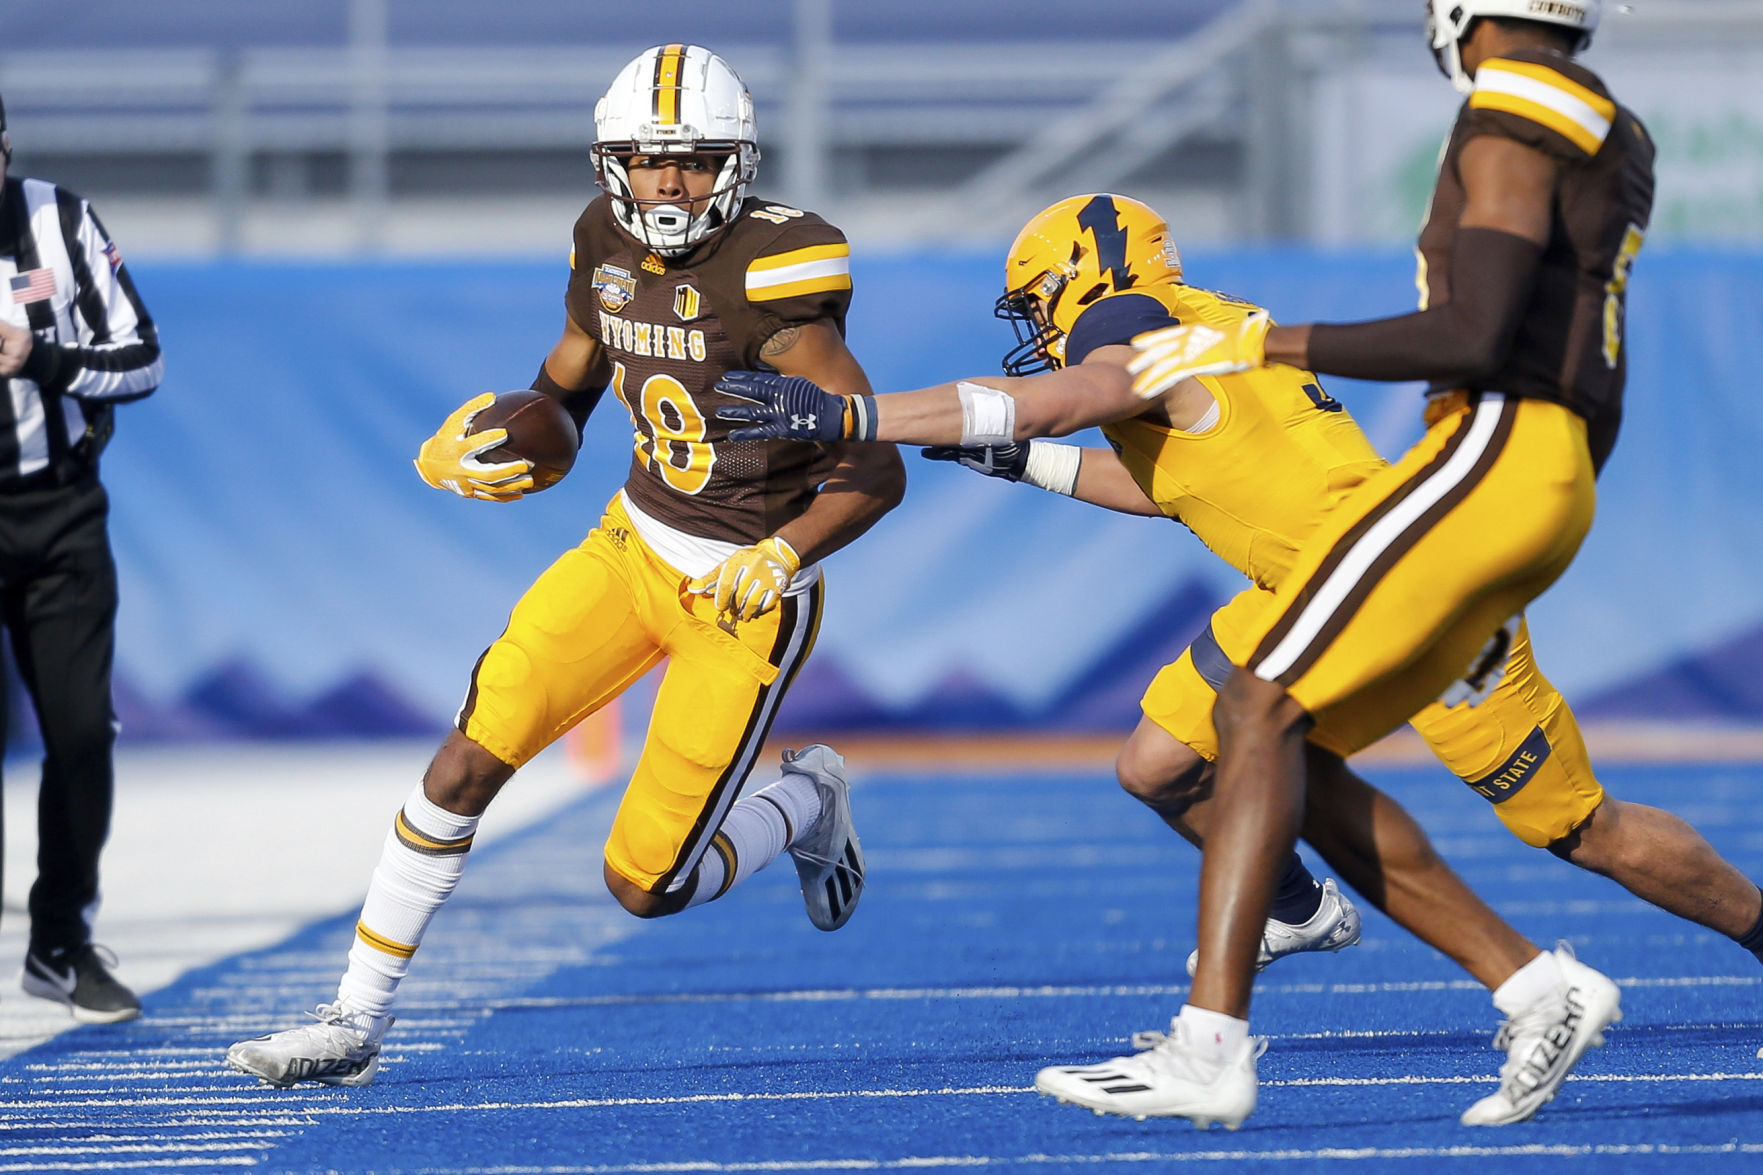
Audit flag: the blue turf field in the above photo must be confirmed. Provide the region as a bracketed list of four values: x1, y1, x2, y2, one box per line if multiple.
[8, 759, 1763, 1173]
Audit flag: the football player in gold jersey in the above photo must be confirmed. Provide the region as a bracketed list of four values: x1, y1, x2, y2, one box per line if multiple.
[715, 181, 1754, 1126]
[225, 45, 903, 1090]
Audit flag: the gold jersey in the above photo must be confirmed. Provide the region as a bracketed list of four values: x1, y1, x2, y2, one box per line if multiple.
[1068, 283, 1385, 590]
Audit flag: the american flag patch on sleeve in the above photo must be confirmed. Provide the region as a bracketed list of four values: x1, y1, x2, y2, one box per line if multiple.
[8, 268, 55, 305]
[102, 240, 122, 271]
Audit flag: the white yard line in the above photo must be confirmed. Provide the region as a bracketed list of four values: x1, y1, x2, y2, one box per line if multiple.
[393, 1142, 1763, 1174]
[386, 973, 1760, 1014]
[19, 1069, 1763, 1119]
[0, 740, 595, 1061]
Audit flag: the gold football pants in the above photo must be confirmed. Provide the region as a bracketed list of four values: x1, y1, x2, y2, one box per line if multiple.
[1232, 393, 1596, 753]
[1143, 394, 1604, 846]
[1144, 614, 1606, 847]
[459, 495, 821, 892]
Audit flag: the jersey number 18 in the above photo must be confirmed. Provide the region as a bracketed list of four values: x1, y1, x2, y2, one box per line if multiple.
[611, 360, 716, 495]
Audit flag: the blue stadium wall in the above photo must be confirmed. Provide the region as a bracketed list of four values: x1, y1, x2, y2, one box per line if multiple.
[25, 248, 1760, 744]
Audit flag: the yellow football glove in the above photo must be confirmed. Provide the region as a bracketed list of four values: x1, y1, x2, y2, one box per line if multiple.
[413, 392, 535, 502]
[687, 536, 801, 622]
[1127, 311, 1271, 401]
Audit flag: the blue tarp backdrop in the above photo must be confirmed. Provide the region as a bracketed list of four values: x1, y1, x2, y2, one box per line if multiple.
[59, 248, 1763, 741]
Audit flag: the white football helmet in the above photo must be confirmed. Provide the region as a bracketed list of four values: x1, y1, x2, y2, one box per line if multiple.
[1426, 0, 1601, 94]
[592, 44, 760, 255]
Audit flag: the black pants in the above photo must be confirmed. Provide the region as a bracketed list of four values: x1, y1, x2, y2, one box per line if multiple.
[0, 473, 118, 953]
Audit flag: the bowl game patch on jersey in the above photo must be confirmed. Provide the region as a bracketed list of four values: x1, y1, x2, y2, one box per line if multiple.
[592, 264, 636, 313]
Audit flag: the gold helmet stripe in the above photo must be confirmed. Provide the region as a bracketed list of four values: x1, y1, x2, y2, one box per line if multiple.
[653, 43, 687, 126]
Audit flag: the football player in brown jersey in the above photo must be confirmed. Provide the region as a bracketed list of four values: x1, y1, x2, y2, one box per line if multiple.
[1119, 0, 1654, 1128]
[225, 44, 904, 1090]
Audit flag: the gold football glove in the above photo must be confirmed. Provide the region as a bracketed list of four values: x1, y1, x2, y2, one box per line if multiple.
[1127, 311, 1271, 401]
[687, 536, 801, 622]
[413, 392, 535, 502]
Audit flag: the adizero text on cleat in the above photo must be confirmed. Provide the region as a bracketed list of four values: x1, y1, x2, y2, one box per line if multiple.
[781, 744, 866, 931]
[225, 1003, 391, 1089]
[1460, 942, 1622, 1126]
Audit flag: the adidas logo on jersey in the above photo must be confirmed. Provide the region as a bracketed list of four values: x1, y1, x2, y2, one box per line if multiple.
[599, 311, 709, 363]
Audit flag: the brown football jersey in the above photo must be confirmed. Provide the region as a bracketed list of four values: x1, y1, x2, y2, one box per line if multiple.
[1418, 48, 1655, 470]
[564, 195, 851, 544]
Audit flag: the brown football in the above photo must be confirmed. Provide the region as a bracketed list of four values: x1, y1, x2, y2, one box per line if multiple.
[469, 389, 579, 492]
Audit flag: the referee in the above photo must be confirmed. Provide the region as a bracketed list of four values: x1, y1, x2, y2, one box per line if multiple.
[0, 94, 161, 1023]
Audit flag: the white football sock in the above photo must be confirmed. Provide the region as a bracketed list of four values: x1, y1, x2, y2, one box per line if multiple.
[758, 770, 825, 847]
[683, 773, 825, 909]
[1490, 949, 1562, 1016]
[335, 784, 479, 1019]
[1178, 1003, 1250, 1068]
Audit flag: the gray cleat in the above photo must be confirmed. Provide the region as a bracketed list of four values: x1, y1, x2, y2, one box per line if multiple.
[226, 1003, 391, 1089]
[1185, 878, 1362, 977]
[781, 744, 865, 931]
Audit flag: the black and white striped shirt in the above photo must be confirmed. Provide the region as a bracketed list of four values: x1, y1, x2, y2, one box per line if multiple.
[1, 175, 161, 488]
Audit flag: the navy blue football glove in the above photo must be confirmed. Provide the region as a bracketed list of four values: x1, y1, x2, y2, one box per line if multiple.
[920, 443, 1029, 481]
[715, 370, 851, 442]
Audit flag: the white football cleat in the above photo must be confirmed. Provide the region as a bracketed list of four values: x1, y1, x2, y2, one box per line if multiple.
[1185, 878, 1362, 977]
[1460, 943, 1621, 1126]
[1035, 1018, 1267, 1128]
[225, 1003, 392, 1089]
[782, 744, 865, 931]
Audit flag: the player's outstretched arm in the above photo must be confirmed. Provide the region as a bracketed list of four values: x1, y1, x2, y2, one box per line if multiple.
[716, 358, 1142, 446]
[688, 321, 906, 620]
[922, 443, 1163, 518]
[763, 321, 906, 565]
[1071, 446, 1164, 516]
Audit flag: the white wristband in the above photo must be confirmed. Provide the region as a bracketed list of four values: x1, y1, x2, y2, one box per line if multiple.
[956, 380, 1017, 446]
[1021, 441, 1082, 496]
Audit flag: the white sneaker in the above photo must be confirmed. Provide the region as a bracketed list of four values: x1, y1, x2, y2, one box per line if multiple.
[225, 1003, 392, 1088]
[1185, 878, 1362, 977]
[1035, 1018, 1267, 1128]
[1460, 943, 1622, 1126]
[781, 744, 865, 931]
